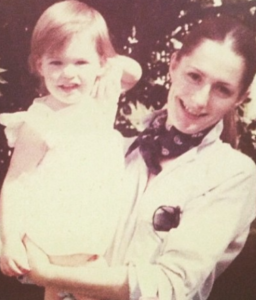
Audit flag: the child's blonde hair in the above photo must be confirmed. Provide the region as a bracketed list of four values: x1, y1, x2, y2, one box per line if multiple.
[29, 0, 116, 77]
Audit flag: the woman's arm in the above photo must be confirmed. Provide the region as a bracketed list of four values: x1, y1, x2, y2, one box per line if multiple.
[0, 123, 47, 276]
[25, 237, 129, 300]
[24, 162, 256, 300]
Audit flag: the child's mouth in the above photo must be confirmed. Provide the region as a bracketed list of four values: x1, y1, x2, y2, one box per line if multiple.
[59, 84, 79, 92]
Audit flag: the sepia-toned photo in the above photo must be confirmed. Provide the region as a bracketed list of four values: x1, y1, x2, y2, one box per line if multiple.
[0, 1, 256, 300]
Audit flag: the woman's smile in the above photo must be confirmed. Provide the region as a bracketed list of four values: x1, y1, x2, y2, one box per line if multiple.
[167, 39, 246, 134]
[179, 97, 208, 118]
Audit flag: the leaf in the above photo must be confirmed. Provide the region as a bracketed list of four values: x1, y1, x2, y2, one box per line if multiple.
[120, 102, 154, 131]
[0, 78, 7, 84]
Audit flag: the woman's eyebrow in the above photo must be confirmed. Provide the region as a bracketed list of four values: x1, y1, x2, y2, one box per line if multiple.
[215, 81, 234, 88]
[187, 66, 204, 75]
[189, 65, 235, 87]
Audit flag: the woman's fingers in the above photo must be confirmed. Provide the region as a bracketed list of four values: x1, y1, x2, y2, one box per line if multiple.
[1, 258, 24, 276]
[17, 258, 31, 273]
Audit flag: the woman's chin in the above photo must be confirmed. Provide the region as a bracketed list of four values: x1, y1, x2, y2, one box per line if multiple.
[174, 121, 203, 135]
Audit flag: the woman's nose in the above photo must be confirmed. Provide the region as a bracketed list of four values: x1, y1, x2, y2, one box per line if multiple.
[191, 85, 211, 108]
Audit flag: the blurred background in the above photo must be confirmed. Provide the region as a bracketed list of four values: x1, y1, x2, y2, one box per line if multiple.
[0, 1, 256, 299]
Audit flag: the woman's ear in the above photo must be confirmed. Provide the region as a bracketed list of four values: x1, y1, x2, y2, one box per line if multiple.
[169, 51, 179, 78]
[235, 90, 249, 108]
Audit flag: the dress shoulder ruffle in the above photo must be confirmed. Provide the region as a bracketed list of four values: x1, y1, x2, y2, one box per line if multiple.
[0, 97, 53, 148]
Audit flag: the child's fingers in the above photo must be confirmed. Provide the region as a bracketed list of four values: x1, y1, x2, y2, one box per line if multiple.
[108, 79, 122, 99]
[91, 78, 100, 99]
[94, 76, 107, 101]
[92, 63, 122, 102]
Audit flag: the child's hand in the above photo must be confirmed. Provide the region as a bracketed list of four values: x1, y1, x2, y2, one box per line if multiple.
[91, 58, 123, 103]
[0, 239, 30, 277]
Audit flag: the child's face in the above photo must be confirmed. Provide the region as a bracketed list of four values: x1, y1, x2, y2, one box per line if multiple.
[37, 32, 103, 105]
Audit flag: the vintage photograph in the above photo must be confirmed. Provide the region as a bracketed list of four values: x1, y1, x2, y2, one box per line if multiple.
[0, 1, 256, 300]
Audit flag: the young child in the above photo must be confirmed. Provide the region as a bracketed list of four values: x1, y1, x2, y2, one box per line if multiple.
[0, 1, 141, 299]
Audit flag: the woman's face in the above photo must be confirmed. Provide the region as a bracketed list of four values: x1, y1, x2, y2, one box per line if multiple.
[167, 39, 247, 134]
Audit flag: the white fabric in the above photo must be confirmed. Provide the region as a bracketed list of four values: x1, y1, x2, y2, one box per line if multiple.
[0, 96, 124, 256]
[107, 121, 256, 300]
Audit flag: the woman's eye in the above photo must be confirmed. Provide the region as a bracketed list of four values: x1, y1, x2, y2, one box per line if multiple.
[187, 72, 201, 83]
[215, 85, 232, 97]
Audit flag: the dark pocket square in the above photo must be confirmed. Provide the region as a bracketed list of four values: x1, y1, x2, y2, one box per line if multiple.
[153, 206, 181, 231]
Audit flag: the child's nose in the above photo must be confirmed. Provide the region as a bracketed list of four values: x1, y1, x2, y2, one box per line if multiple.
[62, 64, 76, 78]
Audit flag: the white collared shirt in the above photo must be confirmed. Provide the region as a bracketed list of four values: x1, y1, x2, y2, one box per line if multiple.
[106, 121, 256, 300]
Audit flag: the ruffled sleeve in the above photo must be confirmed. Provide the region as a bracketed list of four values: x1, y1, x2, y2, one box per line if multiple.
[0, 97, 53, 148]
[0, 111, 27, 147]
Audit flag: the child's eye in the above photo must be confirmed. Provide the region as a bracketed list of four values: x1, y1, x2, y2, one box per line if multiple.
[50, 60, 62, 66]
[76, 60, 88, 65]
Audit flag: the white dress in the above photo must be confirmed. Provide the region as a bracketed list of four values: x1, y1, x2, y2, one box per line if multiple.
[0, 96, 124, 256]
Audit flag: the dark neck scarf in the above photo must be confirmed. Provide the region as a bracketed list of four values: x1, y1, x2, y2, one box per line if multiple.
[126, 110, 213, 175]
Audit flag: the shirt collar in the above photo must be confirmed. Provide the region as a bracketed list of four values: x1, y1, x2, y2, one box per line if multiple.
[198, 120, 223, 150]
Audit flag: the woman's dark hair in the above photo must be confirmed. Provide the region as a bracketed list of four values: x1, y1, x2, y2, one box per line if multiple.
[177, 15, 256, 95]
[176, 15, 256, 147]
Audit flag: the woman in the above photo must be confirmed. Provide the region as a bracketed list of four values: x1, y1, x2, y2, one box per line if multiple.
[23, 15, 256, 300]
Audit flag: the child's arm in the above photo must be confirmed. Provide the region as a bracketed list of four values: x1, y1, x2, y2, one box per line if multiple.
[0, 123, 48, 277]
[91, 55, 142, 102]
[115, 55, 142, 91]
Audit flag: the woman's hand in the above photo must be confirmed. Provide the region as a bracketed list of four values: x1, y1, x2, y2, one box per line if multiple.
[23, 235, 51, 286]
[1, 238, 30, 277]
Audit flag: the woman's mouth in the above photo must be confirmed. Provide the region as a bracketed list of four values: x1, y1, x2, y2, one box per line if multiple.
[179, 98, 207, 118]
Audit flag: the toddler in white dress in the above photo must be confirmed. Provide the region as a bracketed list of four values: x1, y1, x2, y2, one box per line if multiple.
[0, 1, 141, 300]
